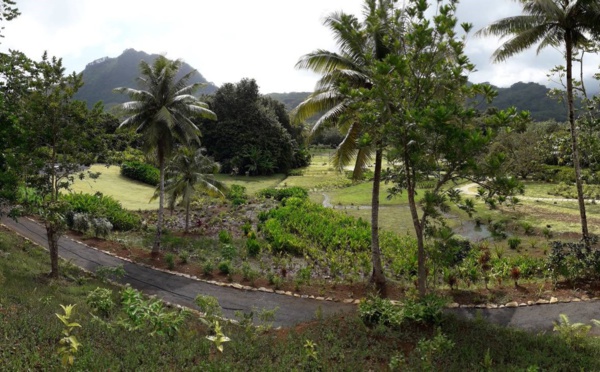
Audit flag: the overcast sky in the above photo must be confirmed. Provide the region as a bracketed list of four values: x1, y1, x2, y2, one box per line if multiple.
[2, 0, 600, 94]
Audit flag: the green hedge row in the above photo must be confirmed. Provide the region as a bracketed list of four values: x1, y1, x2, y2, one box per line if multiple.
[120, 162, 159, 186]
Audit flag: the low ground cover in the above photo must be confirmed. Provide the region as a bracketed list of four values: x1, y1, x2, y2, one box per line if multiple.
[3, 228, 600, 370]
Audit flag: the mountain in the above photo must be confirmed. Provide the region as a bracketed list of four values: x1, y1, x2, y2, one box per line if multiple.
[74, 48, 218, 109]
[268, 82, 572, 123]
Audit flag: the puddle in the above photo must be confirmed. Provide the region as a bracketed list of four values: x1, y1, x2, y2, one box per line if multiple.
[453, 220, 492, 242]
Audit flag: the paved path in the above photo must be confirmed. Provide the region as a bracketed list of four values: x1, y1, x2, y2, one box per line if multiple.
[1, 217, 355, 328]
[5, 216, 600, 335]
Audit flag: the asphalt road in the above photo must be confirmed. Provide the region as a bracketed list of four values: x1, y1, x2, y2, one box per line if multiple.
[1, 216, 355, 328]
[4, 216, 600, 334]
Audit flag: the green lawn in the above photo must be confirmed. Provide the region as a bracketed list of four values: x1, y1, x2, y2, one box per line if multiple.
[214, 173, 287, 196]
[70, 164, 158, 210]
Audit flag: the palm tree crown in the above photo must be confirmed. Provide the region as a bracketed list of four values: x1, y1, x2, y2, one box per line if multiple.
[114, 55, 216, 252]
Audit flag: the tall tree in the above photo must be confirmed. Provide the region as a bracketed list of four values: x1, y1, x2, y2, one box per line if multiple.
[114, 56, 216, 254]
[477, 0, 600, 243]
[292, 0, 403, 295]
[157, 146, 226, 233]
[21, 53, 102, 277]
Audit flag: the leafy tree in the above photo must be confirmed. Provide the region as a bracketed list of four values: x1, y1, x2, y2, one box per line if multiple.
[19, 53, 102, 277]
[200, 78, 299, 175]
[292, 0, 402, 294]
[477, 0, 600, 242]
[114, 56, 216, 254]
[353, 0, 524, 296]
[155, 146, 226, 232]
[0, 0, 19, 40]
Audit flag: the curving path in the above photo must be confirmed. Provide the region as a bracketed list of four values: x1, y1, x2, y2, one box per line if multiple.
[1, 216, 355, 328]
[4, 216, 600, 335]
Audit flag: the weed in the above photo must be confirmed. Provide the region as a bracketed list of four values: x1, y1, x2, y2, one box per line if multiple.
[165, 253, 175, 270]
[55, 304, 82, 366]
[86, 287, 115, 317]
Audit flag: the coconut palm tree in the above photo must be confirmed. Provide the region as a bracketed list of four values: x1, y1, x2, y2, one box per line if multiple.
[156, 146, 226, 233]
[114, 56, 216, 253]
[477, 0, 600, 243]
[292, 0, 403, 294]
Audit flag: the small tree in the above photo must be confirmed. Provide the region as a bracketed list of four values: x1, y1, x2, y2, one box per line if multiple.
[155, 146, 226, 232]
[353, 0, 525, 297]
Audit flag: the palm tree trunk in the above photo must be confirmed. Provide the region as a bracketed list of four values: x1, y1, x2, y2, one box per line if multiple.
[565, 33, 589, 243]
[370, 148, 387, 296]
[185, 200, 190, 233]
[153, 149, 165, 255]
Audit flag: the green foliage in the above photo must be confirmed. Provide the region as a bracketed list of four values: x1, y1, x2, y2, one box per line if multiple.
[257, 186, 309, 201]
[55, 304, 82, 366]
[402, 294, 448, 326]
[358, 295, 403, 328]
[206, 321, 230, 353]
[546, 238, 600, 283]
[86, 287, 115, 317]
[553, 314, 592, 348]
[220, 243, 237, 261]
[63, 192, 140, 231]
[195, 294, 223, 321]
[218, 229, 232, 244]
[227, 184, 247, 206]
[95, 264, 126, 283]
[217, 261, 231, 275]
[165, 253, 175, 270]
[120, 161, 159, 186]
[119, 286, 188, 337]
[246, 237, 261, 257]
[507, 236, 522, 250]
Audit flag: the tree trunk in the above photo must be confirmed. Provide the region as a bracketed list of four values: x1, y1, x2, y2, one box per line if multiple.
[565, 33, 589, 243]
[185, 200, 190, 233]
[153, 149, 165, 255]
[47, 224, 59, 278]
[407, 183, 426, 297]
[370, 148, 387, 296]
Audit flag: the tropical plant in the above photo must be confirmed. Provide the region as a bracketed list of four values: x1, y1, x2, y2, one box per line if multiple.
[477, 0, 600, 243]
[292, 0, 403, 294]
[114, 55, 216, 254]
[55, 304, 82, 366]
[154, 146, 225, 232]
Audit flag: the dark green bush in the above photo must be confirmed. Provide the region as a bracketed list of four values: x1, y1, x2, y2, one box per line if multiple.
[120, 161, 160, 186]
[257, 187, 308, 201]
[246, 237, 261, 257]
[227, 184, 247, 206]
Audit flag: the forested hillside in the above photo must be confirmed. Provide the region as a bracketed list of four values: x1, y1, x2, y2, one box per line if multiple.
[75, 49, 218, 108]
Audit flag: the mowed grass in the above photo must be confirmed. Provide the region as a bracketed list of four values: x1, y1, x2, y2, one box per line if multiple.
[70, 164, 158, 210]
[214, 173, 286, 196]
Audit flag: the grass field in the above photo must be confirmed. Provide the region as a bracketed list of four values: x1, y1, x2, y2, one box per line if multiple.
[70, 164, 159, 210]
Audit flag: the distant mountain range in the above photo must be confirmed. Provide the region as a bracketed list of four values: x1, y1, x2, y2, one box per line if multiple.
[74, 48, 218, 109]
[75, 49, 579, 123]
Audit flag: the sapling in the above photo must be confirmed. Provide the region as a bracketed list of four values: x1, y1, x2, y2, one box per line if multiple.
[56, 304, 82, 366]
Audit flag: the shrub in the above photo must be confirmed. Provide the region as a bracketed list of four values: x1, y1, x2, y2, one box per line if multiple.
[246, 237, 261, 257]
[91, 217, 113, 238]
[507, 236, 522, 250]
[218, 230, 232, 244]
[86, 287, 115, 317]
[62, 193, 140, 231]
[221, 243, 237, 260]
[227, 184, 247, 206]
[359, 295, 403, 328]
[165, 253, 175, 270]
[120, 161, 159, 186]
[203, 261, 214, 276]
[218, 261, 231, 275]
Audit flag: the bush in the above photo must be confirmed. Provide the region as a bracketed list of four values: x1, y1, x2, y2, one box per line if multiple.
[507, 236, 522, 250]
[227, 184, 247, 206]
[86, 287, 115, 317]
[359, 295, 403, 328]
[165, 253, 175, 270]
[246, 237, 261, 257]
[62, 193, 140, 231]
[218, 230, 232, 244]
[218, 261, 231, 275]
[120, 161, 160, 186]
[257, 187, 309, 201]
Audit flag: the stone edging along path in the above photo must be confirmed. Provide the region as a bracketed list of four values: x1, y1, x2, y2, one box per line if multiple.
[48, 222, 600, 310]
[8, 217, 600, 309]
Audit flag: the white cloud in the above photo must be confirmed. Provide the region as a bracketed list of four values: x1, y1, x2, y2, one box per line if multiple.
[2, 0, 599, 94]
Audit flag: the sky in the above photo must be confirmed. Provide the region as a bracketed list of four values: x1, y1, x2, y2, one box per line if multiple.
[2, 0, 600, 94]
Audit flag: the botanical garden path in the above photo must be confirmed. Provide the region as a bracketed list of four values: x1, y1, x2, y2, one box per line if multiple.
[1, 216, 355, 328]
[4, 216, 600, 334]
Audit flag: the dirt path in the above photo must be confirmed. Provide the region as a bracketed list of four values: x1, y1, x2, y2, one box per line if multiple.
[1, 216, 355, 328]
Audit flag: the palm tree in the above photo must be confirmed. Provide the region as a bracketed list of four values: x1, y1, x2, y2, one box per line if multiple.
[156, 146, 226, 233]
[477, 0, 600, 243]
[114, 56, 216, 254]
[292, 0, 402, 294]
